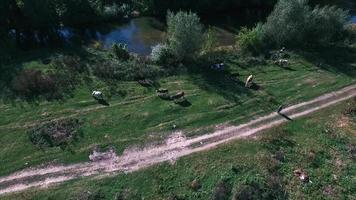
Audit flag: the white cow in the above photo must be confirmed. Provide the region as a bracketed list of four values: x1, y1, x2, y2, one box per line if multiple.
[92, 91, 104, 100]
[245, 75, 254, 88]
[274, 59, 289, 67]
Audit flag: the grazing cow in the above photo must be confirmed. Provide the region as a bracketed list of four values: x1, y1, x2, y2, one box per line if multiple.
[245, 75, 254, 88]
[211, 63, 225, 71]
[92, 91, 104, 100]
[172, 91, 185, 99]
[274, 59, 289, 67]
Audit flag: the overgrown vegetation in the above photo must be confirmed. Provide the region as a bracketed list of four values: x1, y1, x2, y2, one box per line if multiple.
[112, 43, 130, 61]
[29, 118, 82, 149]
[236, 0, 351, 53]
[236, 24, 263, 55]
[262, 0, 313, 48]
[166, 11, 204, 62]
[9, 55, 82, 101]
[93, 56, 161, 81]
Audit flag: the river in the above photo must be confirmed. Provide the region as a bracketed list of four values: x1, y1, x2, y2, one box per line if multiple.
[60, 17, 241, 55]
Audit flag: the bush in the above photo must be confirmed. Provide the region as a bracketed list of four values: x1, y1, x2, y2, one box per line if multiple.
[29, 118, 82, 149]
[262, 0, 311, 48]
[93, 58, 161, 81]
[167, 11, 204, 62]
[202, 27, 218, 52]
[52, 55, 86, 74]
[151, 43, 176, 65]
[233, 183, 263, 200]
[212, 181, 231, 200]
[112, 43, 130, 61]
[103, 3, 131, 19]
[309, 5, 349, 45]
[236, 24, 264, 55]
[11, 69, 60, 101]
[124, 58, 161, 80]
[345, 24, 356, 45]
[261, 0, 349, 48]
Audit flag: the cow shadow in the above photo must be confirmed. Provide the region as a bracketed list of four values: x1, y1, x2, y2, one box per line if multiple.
[175, 99, 192, 107]
[97, 99, 110, 106]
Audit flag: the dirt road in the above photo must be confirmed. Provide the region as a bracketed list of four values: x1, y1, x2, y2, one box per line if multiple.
[0, 84, 355, 196]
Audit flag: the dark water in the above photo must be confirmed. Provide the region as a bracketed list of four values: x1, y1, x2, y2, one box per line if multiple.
[351, 15, 356, 23]
[58, 18, 165, 55]
[90, 17, 166, 55]
[61, 17, 239, 55]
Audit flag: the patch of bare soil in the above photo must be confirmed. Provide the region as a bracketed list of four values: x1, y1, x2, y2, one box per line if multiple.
[0, 84, 355, 195]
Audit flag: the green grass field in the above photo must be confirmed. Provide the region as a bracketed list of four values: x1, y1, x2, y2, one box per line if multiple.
[0, 46, 355, 177]
[4, 95, 355, 200]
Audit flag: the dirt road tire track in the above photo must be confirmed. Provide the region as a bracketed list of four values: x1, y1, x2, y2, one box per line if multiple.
[0, 84, 355, 196]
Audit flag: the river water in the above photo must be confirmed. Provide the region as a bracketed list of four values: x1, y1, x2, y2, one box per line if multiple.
[59, 13, 356, 55]
[60, 17, 238, 55]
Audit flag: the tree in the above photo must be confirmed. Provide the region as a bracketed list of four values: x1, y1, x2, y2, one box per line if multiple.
[262, 0, 311, 48]
[167, 11, 203, 62]
[309, 5, 349, 44]
[261, 0, 349, 48]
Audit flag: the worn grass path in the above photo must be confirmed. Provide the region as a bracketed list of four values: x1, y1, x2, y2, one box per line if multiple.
[0, 84, 355, 196]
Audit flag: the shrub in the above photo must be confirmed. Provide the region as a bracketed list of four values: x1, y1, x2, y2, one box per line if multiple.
[103, 3, 131, 19]
[151, 43, 176, 65]
[93, 61, 118, 80]
[167, 11, 203, 62]
[29, 118, 82, 149]
[212, 181, 231, 200]
[125, 58, 161, 80]
[11, 69, 60, 101]
[52, 55, 86, 74]
[233, 183, 263, 200]
[202, 27, 218, 52]
[93, 58, 161, 81]
[262, 0, 311, 48]
[112, 43, 130, 61]
[309, 5, 349, 45]
[236, 24, 264, 55]
[261, 0, 349, 48]
[345, 24, 356, 45]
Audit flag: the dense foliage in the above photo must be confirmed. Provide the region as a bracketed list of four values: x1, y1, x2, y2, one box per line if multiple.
[29, 118, 82, 149]
[112, 43, 130, 61]
[135, 0, 277, 16]
[10, 56, 82, 101]
[166, 11, 204, 62]
[150, 43, 175, 65]
[0, 0, 132, 51]
[262, 0, 349, 48]
[236, 24, 263, 55]
[93, 57, 161, 81]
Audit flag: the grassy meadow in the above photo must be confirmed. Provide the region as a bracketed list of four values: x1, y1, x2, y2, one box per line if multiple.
[0, 46, 355, 177]
[4, 93, 355, 200]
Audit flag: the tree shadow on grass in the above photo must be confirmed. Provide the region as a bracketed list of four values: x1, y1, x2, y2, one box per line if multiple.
[188, 65, 253, 103]
[300, 46, 356, 77]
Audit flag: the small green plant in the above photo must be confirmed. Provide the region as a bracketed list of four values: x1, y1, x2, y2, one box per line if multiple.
[151, 43, 176, 65]
[203, 27, 218, 52]
[236, 24, 263, 55]
[112, 43, 130, 61]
